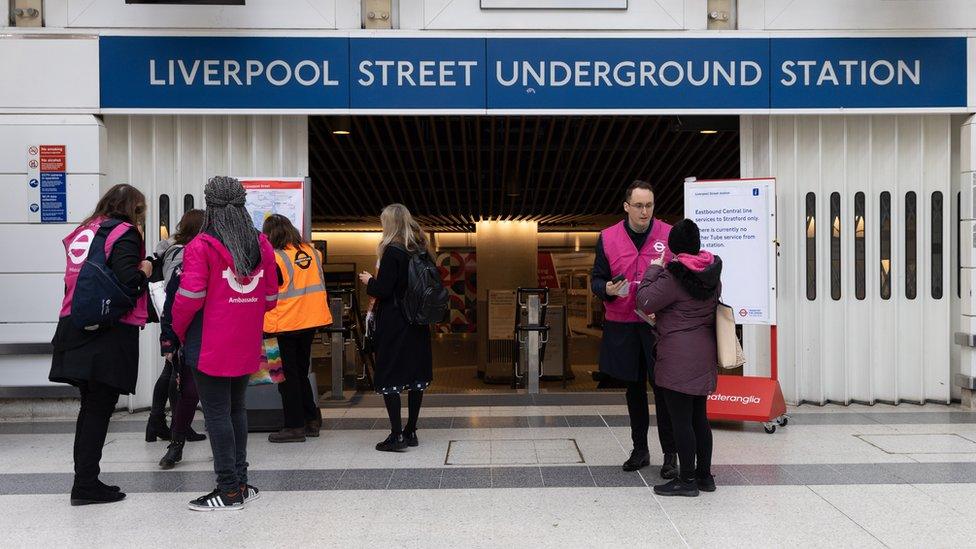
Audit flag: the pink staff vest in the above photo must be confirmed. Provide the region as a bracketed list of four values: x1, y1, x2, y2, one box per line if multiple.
[59, 217, 149, 327]
[601, 219, 673, 323]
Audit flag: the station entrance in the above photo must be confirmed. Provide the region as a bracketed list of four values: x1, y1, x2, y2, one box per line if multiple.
[306, 115, 740, 394]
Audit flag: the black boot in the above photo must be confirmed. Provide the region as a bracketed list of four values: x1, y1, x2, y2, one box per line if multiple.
[145, 415, 171, 442]
[660, 453, 678, 479]
[622, 448, 650, 472]
[97, 479, 121, 493]
[653, 478, 699, 497]
[159, 440, 185, 470]
[402, 430, 419, 448]
[185, 427, 207, 442]
[375, 433, 407, 452]
[71, 484, 126, 506]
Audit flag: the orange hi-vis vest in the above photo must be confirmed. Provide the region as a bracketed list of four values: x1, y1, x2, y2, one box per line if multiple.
[263, 243, 332, 333]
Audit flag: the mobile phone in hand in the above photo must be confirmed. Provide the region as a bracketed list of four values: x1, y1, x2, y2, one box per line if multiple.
[611, 274, 626, 284]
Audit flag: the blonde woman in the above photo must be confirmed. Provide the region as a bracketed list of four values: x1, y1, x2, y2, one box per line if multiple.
[358, 204, 434, 452]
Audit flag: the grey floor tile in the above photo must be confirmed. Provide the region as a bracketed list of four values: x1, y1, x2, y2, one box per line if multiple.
[0, 473, 73, 495]
[335, 468, 394, 490]
[249, 469, 343, 491]
[588, 465, 647, 487]
[788, 413, 880, 425]
[565, 415, 607, 427]
[335, 418, 378, 430]
[441, 467, 491, 489]
[0, 422, 74, 435]
[489, 416, 530, 428]
[828, 463, 908, 485]
[526, 415, 569, 428]
[780, 464, 847, 485]
[491, 466, 544, 488]
[451, 416, 491, 429]
[600, 415, 631, 427]
[861, 412, 960, 425]
[709, 464, 750, 487]
[880, 462, 976, 484]
[388, 468, 443, 490]
[541, 465, 596, 488]
[734, 464, 803, 486]
[415, 417, 453, 430]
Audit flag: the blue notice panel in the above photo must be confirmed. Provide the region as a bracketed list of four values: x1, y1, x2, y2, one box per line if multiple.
[770, 37, 967, 109]
[40, 191, 66, 223]
[40, 172, 66, 194]
[100, 36, 350, 109]
[350, 38, 486, 109]
[487, 38, 770, 110]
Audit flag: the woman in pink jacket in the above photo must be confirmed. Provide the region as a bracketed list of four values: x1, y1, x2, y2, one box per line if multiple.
[171, 176, 278, 512]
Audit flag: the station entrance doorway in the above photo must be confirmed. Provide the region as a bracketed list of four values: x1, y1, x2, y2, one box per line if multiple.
[308, 115, 740, 394]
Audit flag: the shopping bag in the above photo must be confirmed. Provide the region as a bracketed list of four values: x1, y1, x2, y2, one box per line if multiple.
[716, 302, 746, 369]
[148, 279, 167, 320]
[249, 337, 286, 386]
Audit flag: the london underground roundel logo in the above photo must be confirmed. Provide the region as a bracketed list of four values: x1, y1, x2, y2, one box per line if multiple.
[294, 250, 312, 270]
[653, 241, 665, 253]
[68, 230, 95, 265]
[739, 309, 748, 318]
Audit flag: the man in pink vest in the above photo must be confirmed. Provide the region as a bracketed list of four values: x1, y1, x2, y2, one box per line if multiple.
[591, 180, 677, 475]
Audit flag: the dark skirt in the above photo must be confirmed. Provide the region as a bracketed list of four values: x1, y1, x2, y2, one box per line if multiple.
[50, 317, 140, 395]
[372, 301, 433, 395]
[597, 320, 655, 383]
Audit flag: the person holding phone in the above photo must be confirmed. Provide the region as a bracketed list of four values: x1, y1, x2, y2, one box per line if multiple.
[590, 180, 677, 475]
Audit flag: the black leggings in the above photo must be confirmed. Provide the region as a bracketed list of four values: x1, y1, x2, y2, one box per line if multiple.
[660, 387, 713, 480]
[383, 390, 424, 435]
[149, 359, 177, 421]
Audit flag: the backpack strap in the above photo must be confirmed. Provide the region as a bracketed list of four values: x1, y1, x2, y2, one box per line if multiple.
[86, 218, 125, 264]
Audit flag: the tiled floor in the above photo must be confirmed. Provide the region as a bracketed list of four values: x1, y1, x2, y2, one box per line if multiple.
[1, 398, 974, 548]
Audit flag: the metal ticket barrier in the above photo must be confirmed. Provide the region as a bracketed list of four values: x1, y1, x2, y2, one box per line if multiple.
[321, 287, 375, 399]
[322, 296, 347, 400]
[513, 288, 550, 393]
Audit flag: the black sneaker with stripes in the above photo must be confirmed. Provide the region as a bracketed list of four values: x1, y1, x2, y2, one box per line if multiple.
[187, 488, 244, 511]
[241, 484, 260, 503]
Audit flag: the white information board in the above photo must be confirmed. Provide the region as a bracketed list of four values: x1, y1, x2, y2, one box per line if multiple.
[684, 178, 776, 325]
[238, 177, 310, 238]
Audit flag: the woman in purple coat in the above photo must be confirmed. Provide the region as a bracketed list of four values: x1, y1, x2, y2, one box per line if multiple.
[636, 219, 721, 497]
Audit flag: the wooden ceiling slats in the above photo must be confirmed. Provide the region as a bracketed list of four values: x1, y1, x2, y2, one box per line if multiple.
[308, 116, 738, 230]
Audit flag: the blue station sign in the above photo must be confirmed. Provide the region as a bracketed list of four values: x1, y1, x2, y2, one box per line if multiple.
[99, 35, 968, 111]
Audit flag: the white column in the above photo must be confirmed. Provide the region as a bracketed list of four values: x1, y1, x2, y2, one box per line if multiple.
[958, 116, 976, 407]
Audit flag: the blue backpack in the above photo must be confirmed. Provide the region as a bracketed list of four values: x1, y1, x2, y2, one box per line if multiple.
[70, 219, 140, 329]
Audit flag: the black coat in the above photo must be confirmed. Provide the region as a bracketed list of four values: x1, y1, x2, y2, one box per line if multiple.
[50, 224, 147, 395]
[366, 245, 433, 394]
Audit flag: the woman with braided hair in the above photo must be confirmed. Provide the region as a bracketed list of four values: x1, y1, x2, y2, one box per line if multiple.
[171, 176, 278, 511]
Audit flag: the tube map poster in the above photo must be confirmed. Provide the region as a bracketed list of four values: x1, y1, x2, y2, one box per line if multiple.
[239, 178, 305, 234]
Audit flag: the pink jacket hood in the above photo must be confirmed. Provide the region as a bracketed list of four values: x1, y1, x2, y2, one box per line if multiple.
[170, 232, 278, 377]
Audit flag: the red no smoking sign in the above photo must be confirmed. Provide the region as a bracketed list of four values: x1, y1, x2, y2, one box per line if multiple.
[39, 145, 66, 172]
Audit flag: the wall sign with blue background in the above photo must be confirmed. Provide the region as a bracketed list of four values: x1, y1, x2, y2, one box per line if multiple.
[99, 36, 968, 111]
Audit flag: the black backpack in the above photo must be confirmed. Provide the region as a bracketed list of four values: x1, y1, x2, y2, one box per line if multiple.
[395, 246, 449, 326]
[70, 219, 140, 329]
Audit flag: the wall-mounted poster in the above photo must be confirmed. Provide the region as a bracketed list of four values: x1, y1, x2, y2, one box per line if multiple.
[435, 251, 477, 334]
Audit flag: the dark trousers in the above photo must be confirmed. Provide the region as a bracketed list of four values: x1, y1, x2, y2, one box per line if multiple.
[170, 354, 199, 439]
[660, 386, 713, 480]
[73, 380, 120, 487]
[626, 352, 676, 455]
[275, 331, 320, 429]
[193, 368, 249, 493]
[149, 359, 177, 421]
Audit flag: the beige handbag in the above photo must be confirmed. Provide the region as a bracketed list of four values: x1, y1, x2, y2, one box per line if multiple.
[716, 303, 746, 369]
